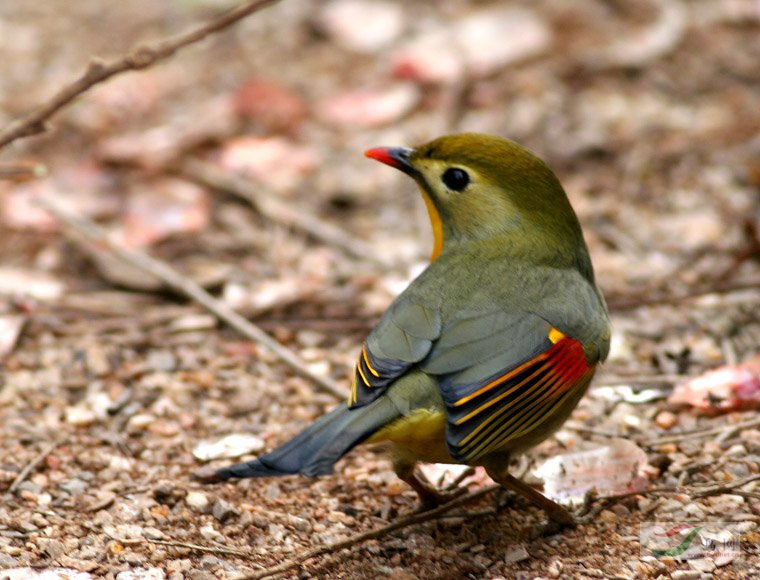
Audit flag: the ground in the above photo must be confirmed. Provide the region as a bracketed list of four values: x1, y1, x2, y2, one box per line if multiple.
[0, 0, 759, 578]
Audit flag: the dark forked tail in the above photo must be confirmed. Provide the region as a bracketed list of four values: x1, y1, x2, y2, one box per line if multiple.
[215, 398, 399, 480]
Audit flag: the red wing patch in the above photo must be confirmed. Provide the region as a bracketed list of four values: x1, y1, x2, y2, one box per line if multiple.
[445, 331, 594, 462]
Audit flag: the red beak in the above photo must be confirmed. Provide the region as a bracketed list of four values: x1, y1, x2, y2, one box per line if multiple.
[364, 146, 416, 176]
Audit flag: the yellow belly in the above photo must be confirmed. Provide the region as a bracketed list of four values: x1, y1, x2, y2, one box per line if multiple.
[366, 408, 455, 464]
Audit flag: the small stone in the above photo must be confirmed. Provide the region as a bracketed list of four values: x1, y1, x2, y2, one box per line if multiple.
[116, 568, 166, 580]
[146, 350, 176, 372]
[599, 509, 618, 523]
[655, 410, 678, 430]
[199, 525, 224, 543]
[547, 559, 563, 578]
[671, 570, 701, 580]
[185, 491, 210, 513]
[725, 444, 746, 456]
[688, 558, 717, 573]
[264, 482, 281, 500]
[193, 433, 265, 461]
[16, 480, 43, 495]
[143, 527, 166, 540]
[38, 538, 66, 559]
[66, 405, 98, 427]
[212, 499, 239, 523]
[503, 544, 530, 564]
[60, 478, 88, 496]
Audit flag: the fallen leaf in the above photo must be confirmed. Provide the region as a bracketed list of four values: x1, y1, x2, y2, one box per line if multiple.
[668, 354, 760, 415]
[218, 136, 320, 192]
[122, 179, 210, 248]
[317, 0, 405, 53]
[0, 314, 26, 357]
[232, 79, 307, 133]
[317, 84, 419, 128]
[533, 439, 651, 504]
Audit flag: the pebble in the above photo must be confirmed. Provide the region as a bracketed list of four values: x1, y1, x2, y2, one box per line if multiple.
[185, 491, 211, 513]
[599, 509, 618, 523]
[655, 410, 678, 430]
[212, 499, 239, 523]
[192, 433, 265, 461]
[143, 527, 166, 541]
[65, 405, 98, 427]
[146, 350, 177, 372]
[546, 559, 563, 578]
[671, 570, 701, 580]
[60, 478, 88, 496]
[37, 538, 65, 559]
[688, 557, 717, 573]
[199, 525, 225, 543]
[503, 544, 530, 564]
[116, 568, 166, 580]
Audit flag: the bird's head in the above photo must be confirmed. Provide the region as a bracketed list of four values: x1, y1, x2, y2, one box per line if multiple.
[366, 133, 589, 270]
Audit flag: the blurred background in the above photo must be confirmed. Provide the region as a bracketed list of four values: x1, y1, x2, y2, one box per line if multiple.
[0, 0, 759, 577]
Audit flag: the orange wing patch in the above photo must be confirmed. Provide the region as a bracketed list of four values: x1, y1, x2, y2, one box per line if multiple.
[445, 329, 594, 462]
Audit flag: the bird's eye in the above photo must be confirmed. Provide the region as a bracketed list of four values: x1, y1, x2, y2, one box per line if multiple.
[442, 168, 470, 191]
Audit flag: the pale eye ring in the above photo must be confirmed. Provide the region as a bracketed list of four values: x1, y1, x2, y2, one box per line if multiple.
[441, 167, 470, 191]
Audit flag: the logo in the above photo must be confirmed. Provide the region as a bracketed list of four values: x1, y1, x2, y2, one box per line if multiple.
[641, 522, 742, 564]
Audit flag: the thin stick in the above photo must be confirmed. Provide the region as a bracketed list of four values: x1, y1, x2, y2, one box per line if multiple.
[607, 277, 760, 311]
[9, 438, 64, 494]
[0, 0, 281, 149]
[149, 538, 251, 558]
[642, 416, 760, 447]
[232, 484, 500, 580]
[177, 158, 393, 268]
[691, 473, 760, 499]
[39, 198, 345, 401]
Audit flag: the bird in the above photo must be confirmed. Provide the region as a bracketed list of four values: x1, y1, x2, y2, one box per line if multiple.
[210, 133, 611, 527]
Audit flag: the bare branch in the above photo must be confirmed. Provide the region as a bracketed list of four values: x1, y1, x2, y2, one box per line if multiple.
[37, 197, 346, 401]
[0, 0, 281, 150]
[232, 485, 501, 580]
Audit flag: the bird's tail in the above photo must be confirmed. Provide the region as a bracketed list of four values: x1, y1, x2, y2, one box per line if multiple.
[214, 398, 399, 480]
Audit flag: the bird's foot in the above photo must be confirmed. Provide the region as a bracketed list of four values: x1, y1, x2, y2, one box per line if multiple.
[396, 465, 468, 511]
[414, 483, 468, 512]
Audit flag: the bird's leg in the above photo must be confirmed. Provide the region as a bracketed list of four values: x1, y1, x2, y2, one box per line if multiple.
[393, 459, 466, 511]
[484, 464, 575, 528]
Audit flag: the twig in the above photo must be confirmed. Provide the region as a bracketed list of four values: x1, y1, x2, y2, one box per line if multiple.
[38, 198, 346, 401]
[607, 276, 760, 311]
[149, 538, 251, 558]
[9, 437, 64, 494]
[594, 373, 685, 386]
[176, 158, 393, 268]
[691, 473, 760, 499]
[641, 416, 760, 447]
[0, 0, 281, 149]
[231, 484, 500, 580]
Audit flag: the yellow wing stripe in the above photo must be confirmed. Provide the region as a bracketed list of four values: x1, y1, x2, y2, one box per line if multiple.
[361, 345, 380, 377]
[454, 362, 549, 426]
[356, 361, 370, 387]
[480, 370, 594, 456]
[459, 364, 557, 446]
[453, 326, 565, 408]
[453, 352, 550, 407]
[463, 375, 564, 457]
